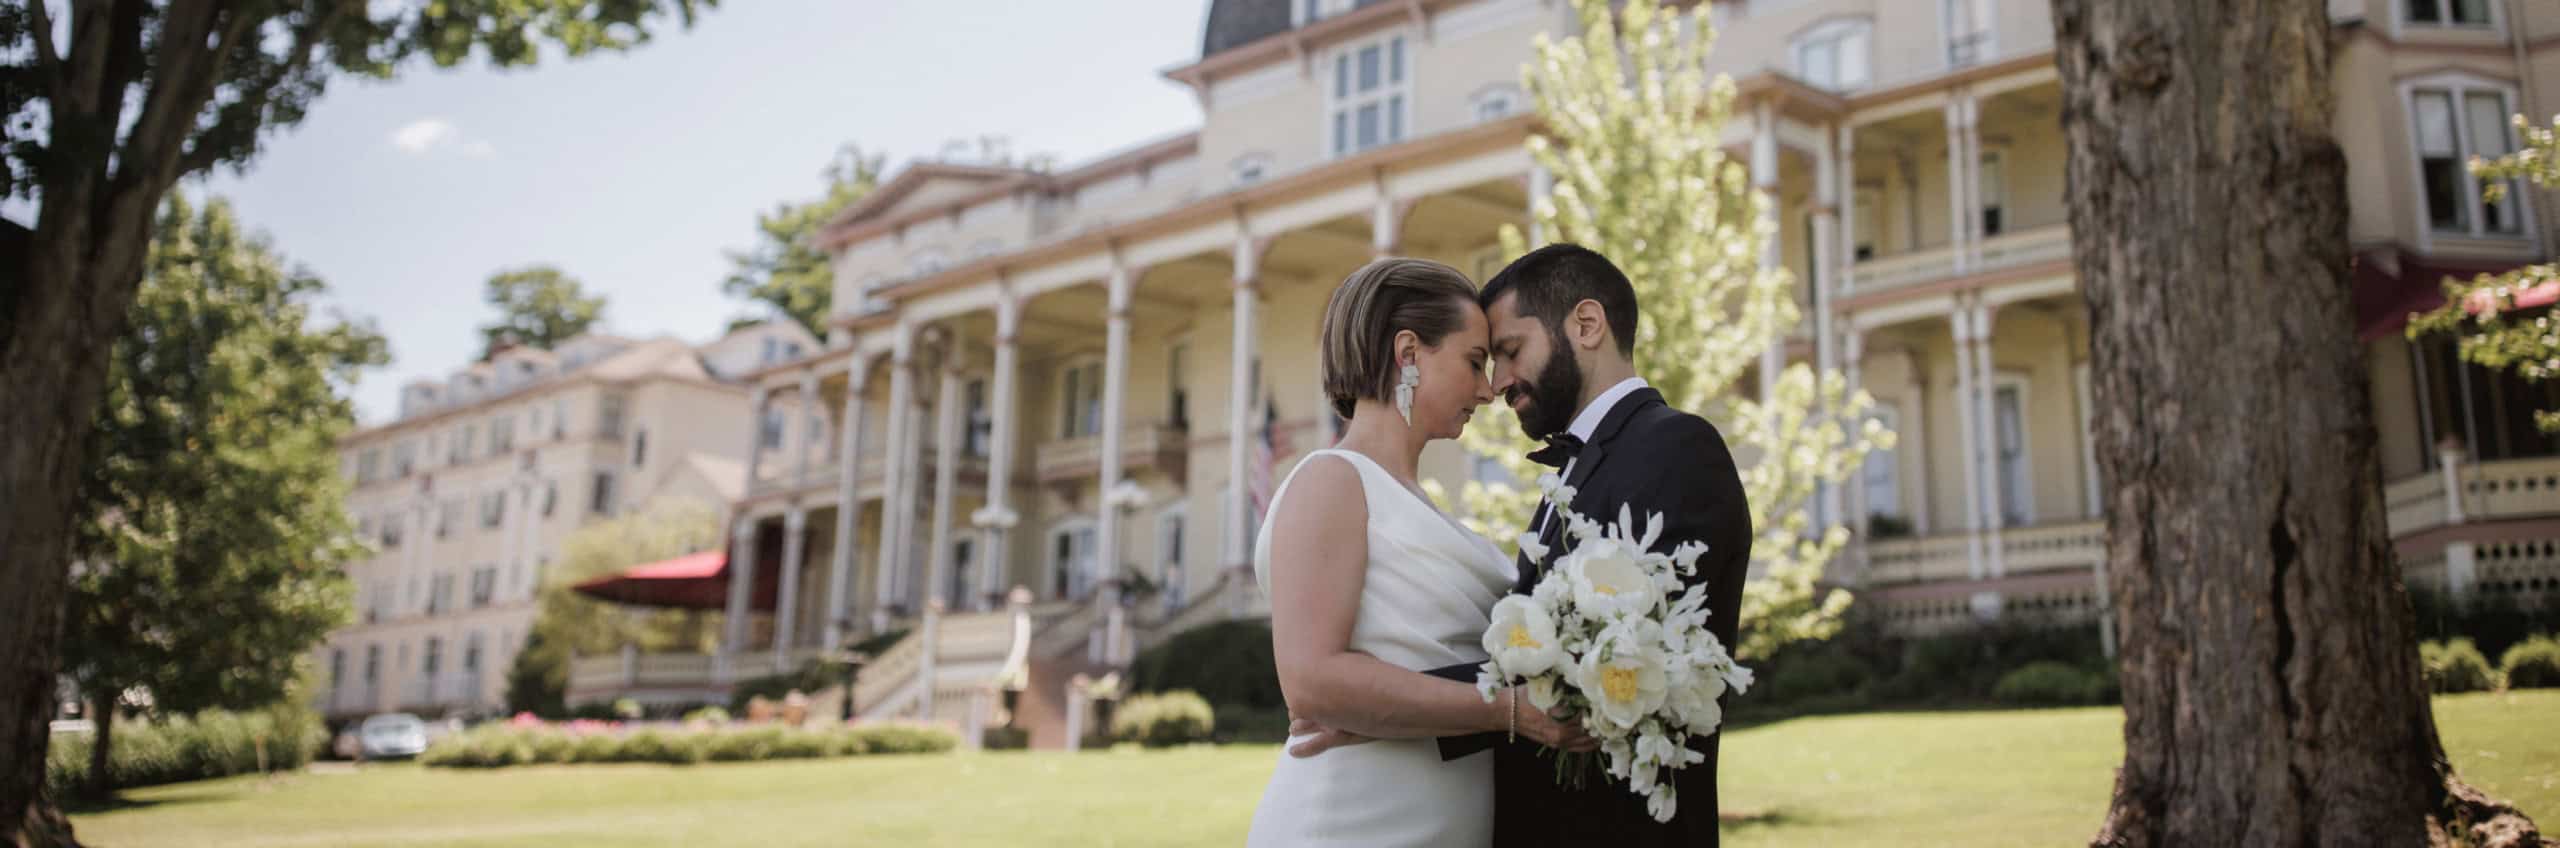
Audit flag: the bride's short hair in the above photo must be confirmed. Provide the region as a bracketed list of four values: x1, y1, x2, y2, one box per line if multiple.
[1318, 257, 1479, 421]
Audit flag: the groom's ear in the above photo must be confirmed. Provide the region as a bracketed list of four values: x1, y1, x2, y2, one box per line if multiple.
[1567, 298, 1611, 352]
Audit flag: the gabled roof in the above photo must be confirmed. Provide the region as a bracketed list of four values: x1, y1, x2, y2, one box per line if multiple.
[825, 162, 1037, 235]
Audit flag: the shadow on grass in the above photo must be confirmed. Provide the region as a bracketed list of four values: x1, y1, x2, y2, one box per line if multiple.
[1724, 701, 2122, 734]
[1720, 805, 1829, 832]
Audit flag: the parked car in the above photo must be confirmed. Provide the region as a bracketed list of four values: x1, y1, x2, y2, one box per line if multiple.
[357, 713, 428, 760]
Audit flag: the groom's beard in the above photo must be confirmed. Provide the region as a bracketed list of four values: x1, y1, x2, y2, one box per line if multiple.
[1509, 327, 1585, 440]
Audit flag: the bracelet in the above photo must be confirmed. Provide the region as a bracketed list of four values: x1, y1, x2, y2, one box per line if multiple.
[1506, 689, 1518, 742]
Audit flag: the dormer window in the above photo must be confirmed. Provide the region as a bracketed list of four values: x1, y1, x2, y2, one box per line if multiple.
[1329, 32, 1411, 159]
[910, 249, 949, 277]
[1294, 0, 1358, 26]
[1230, 153, 1273, 186]
[1793, 19, 1871, 91]
[1942, 0, 1995, 67]
[2405, 0, 2493, 27]
[1472, 85, 1522, 123]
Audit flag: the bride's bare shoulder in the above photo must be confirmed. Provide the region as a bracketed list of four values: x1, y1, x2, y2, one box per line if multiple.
[1270, 452, 1367, 526]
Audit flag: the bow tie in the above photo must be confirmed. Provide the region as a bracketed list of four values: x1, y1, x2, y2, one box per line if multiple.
[1526, 433, 1585, 470]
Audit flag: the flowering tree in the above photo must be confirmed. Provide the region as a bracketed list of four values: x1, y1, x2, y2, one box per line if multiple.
[2409, 113, 2560, 432]
[1430, 0, 1889, 660]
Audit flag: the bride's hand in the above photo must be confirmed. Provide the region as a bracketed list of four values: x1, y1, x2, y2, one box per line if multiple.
[1505, 689, 1599, 753]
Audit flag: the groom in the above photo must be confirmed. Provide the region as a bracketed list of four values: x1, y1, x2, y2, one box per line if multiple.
[1299, 243, 1752, 845]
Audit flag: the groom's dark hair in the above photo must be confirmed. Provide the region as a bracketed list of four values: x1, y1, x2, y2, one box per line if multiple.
[1480, 243, 1639, 357]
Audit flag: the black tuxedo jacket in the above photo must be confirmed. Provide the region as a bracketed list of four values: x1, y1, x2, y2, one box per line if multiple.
[1428, 386, 1753, 847]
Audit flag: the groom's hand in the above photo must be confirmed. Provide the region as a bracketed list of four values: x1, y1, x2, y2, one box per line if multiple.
[1286, 718, 1375, 758]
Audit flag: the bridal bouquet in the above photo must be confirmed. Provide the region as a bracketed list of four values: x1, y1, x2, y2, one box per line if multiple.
[1474, 473, 1753, 823]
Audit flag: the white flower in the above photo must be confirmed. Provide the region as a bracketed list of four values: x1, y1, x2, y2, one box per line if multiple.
[1537, 473, 1563, 495]
[1524, 674, 1564, 712]
[1565, 539, 1657, 619]
[1484, 596, 1565, 676]
[1563, 510, 1601, 542]
[1515, 530, 1551, 564]
[1646, 784, 1678, 823]
[1664, 664, 1727, 734]
[1531, 570, 1570, 607]
[1573, 628, 1669, 734]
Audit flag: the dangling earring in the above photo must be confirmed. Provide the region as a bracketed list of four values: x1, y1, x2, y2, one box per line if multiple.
[1395, 361, 1420, 427]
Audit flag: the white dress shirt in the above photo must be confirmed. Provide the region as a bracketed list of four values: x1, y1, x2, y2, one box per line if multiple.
[1534, 376, 1650, 534]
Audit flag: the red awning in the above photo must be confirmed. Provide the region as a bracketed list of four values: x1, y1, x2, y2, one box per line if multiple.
[2353, 252, 2541, 341]
[573, 550, 745, 611]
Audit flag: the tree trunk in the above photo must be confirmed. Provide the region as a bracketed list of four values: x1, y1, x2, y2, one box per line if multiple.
[2053, 2, 2548, 846]
[81, 699, 110, 802]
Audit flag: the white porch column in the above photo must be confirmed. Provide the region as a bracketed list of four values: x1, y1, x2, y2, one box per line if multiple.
[1752, 100, 1783, 403]
[1839, 128, 1859, 295]
[1226, 236, 1261, 568]
[1843, 329, 1869, 546]
[1095, 266, 1136, 617]
[1527, 165, 1554, 248]
[1814, 125, 1844, 530]
[1959, 92, 1983, 267]
[772, 508, 809, 669]
[1905, 350, 1935, 535]
[1944, 96, 1972, 274]
[823, 361, 872, 653]
[975, 286, 1024, 604]
[927, 348, 966, 610]
[795, 373, 821, 485]
[742, 387, 770, 488]
[873, 324, 917, 625]
[720, 517, 758, 681]
[2439, 440, 2470, 525]
[1951, 304, 1986, 579]
[1372, 187, 1401, 258]
[1973, 302, 2006, 577]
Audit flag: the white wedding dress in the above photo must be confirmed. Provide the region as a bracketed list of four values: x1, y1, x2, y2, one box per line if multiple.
[1246, 449, 1516, 848]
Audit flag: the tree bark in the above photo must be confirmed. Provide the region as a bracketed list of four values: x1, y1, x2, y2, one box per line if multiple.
[81, 699, 110, 802]
[2053, 2, 2548, 846]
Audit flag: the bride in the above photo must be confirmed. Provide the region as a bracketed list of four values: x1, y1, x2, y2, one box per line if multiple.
[1247, 258, 1593, 847]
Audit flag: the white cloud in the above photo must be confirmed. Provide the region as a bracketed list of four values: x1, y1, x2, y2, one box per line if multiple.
[390, 118, 494, 158]
[390, 118, 457, 154]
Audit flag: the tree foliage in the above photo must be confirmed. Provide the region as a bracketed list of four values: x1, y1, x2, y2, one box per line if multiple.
[61, 192, 385, 789]
[723, 144, 883, 336]
[504, 497, 722, 716]
[2409, 113, 2560, 432]
[1429, 0, 1890, 659]
[1, 2, 711, 838]
[480, 265, 606, 357]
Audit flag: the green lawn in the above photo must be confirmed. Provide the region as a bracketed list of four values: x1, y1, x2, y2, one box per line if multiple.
[69, 692, 2558, 847]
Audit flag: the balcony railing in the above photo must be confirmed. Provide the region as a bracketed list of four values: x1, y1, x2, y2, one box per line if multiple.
[564, 646, 830, 706]
[1849, 223, 2071, 298]
[746, 438, 992, 501]
[1034, 420, 1188, 484]
[2384, 455, 2560, 536]
[1862, 519, 2104, 586]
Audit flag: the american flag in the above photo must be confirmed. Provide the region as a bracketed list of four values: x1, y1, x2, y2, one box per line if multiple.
[1248, 391, 1287, 523]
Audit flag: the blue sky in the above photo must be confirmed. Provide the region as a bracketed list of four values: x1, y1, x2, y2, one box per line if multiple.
[193, 1, 1210, 423]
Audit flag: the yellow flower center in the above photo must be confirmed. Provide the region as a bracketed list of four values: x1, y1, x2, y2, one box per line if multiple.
[1592, 581, 1618, 596]
[1507, 624, 1542, 650]
[1600, 665, 1640, 703]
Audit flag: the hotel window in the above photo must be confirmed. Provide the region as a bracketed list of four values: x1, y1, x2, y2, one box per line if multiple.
[1853, 189, 1881, 261]
[2406, 0, 2493, 26]
[428, 574, 455, 617]
[1472, 85, 1522, 123]
[469, 566, 496, 608]
[630, 428, 649, 468]
[598, 394, 627, 438]
[422, 637, 442, 677]
[1156, 507, 1188, 609]
[381, 515, 403, 549]
[464, 631, 484, 673]
[1942, 0, 1995, 67]
[490, 414, 514, 453]
[910, 249, 950, 277]
[356, 449, 380, 483]
[1993, 377, 2033, 527]
[391, 442, 415, 477]
[2411, 82, 2525, 237]
[541, 480, 558, 518]
[1328, 32, 1411, 159]
[760, 409, 785, 450]
[1049, 522, 1098, 600]
[1295, 0, 1357, 26]
[1861, 406, 1903, 525]
[1978, 151, 2007, 237]
[590, 470, 617, 516]
[479, 491, 505, 528]
[1792, 19, 1871, 91]
[964, 378, 991, 458]
[364, 645, 380, 683]
[551, 399, 567, 438]
[1168, 342, 1190, 429]
[946, 538, 978, 611]
[1059, 361, 1104, 439]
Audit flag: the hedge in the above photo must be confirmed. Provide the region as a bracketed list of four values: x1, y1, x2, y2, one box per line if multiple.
[422, 721, 955, 768]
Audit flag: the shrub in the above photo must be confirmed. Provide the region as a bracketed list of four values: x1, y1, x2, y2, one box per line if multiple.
[846, 723, 959, 755]
[767, 727, 834, 759]
[981, 727, 1030, 750]
[682, 705, 731, 725]
[47, 704, 328, 797]
[525, 728, 577, 764]
[615, 729, 706, 765]
[570, 731, 623, 762]
[1212, 705, 1290, 745]
[1759, 649, 1875, 705]
[703, 726, 783, 763]
[1111, 691, 1217, 748]
[729, 662, 842, 713]
[1128, 622, 1283, 710]
[2421, 639, 2502, 694]
[1992, 661, 2106, 707]
[2409, 590, 2560, 662]
[2498, 635, 2560, 689]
